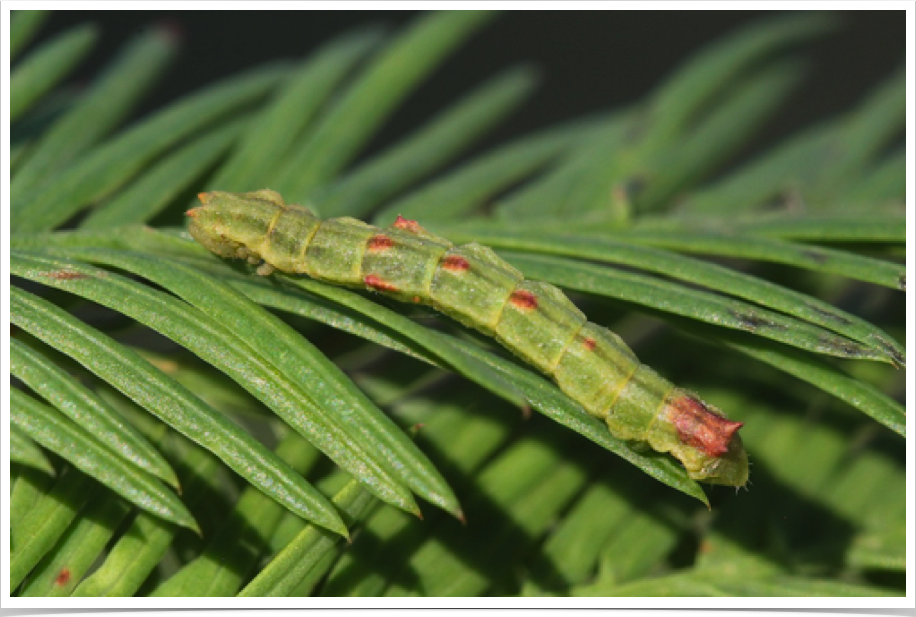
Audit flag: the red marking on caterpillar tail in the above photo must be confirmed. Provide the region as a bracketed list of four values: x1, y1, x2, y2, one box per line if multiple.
[55, 568, 71, 586]
[185, 207, 200, 218]
[412, 296, 421, 303]
[368, 234, 395, 252]
[364, 274, 399, 293]
[667, 394, 743, 458]
[40, 270, 87, 281]
[442, 254, 470, 272]
[510, 289, 538, 311]
[583, 337, 597, 351]
[393, 215, 425, 234]
[197, 192, 214, 205]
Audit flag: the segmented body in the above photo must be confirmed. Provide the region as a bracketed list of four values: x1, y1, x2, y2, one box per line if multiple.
[188, 190, 748, 486]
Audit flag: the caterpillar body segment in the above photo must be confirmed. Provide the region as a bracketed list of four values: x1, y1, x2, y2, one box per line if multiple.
[188, 190, 748, 486]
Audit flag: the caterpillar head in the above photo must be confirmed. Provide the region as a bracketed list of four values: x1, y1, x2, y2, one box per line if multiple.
[186, 189, 286, 260]
[692, 432, 749, 487]
[665, 391, 749, 487]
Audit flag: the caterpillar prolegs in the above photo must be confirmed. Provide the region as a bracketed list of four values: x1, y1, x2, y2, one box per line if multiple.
[188, 190, 748, 486]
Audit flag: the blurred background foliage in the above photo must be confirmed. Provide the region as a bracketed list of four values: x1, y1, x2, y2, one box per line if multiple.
[8, 10, 905, 597]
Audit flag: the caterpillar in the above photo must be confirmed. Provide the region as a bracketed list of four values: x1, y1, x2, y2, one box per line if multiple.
[188, 190, 748, 486]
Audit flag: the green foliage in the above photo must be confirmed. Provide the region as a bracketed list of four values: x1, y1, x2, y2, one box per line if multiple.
[8, 10, 904, 597]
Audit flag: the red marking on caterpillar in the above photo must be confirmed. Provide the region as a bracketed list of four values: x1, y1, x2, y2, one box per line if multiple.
[55, 568, 71, 586]
[583, 337, 597, 351]
[667, 394, 743, 457]
[368, 234, 395, 252]
[442, 254, 470, 272]
[412, 296, 421, 303]
[393, 215, 425, 234]
[364, 274, 399, 293]
[186, 207, 200, 218]
[510, 289, 538, 311]
[197, 192, 214, 205]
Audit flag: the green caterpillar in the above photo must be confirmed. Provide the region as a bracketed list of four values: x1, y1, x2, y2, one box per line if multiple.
[188, 190, 748, 486]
